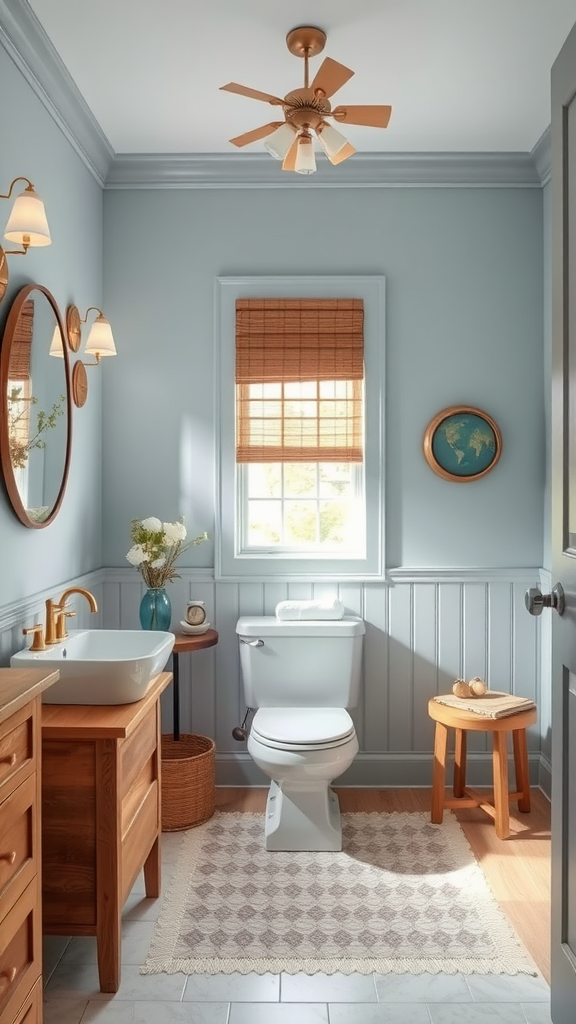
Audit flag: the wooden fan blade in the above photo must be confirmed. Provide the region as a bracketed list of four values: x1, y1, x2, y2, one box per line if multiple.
[332, 104, 392, 128]
[220, 82, 284, 105]
[310, 57, 354, 98]
[282, 135, 299, 172]
[229, 122, 283, 148]
[328, 141, 356, 165]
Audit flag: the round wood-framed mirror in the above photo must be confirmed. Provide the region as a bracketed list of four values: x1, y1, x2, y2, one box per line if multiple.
[0, 284, 72, 527]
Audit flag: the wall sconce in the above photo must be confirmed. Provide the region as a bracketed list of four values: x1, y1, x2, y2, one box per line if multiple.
[0, 177, 51, 302]
[66, 304, 117, 408]
[49, 325, 64, 357]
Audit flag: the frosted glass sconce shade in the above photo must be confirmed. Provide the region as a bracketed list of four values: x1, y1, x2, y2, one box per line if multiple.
[317, 122, 349, 160]
[264, 123, 297, 160]
[294, 134, 317, 175]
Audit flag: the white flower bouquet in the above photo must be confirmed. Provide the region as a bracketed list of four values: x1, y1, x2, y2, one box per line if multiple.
[126, 516, 208, 589]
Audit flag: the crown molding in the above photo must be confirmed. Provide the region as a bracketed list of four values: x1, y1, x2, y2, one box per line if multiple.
[0, 3, 547, 192]
[531, 125, 551, 186]
[0, 0, 114, 186]
[105, 151, 542, 189]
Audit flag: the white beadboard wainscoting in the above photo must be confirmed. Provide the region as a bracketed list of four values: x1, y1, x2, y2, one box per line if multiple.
[1, 567, 550, 794]
[102, 566, 548, 792]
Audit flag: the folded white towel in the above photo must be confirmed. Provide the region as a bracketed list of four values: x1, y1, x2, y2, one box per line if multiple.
[275, 598, 345, 621]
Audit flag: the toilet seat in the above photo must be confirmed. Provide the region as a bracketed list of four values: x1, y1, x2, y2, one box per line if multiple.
[251, 707, 355, 752]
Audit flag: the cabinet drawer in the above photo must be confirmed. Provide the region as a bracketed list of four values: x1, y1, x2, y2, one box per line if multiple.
[0, 705, 35, 799]
[10, 976, 41, 1024]
[0, 879, 41, 1024]
[0, 775, 37, 924]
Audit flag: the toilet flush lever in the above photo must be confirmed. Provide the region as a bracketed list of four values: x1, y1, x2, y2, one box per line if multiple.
[239, 636, 264, 647]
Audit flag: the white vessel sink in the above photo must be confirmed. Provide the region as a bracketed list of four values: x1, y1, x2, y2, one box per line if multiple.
[11, 629, 175, 705]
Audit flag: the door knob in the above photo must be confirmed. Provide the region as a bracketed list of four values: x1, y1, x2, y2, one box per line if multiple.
[525, 583, 565, 616]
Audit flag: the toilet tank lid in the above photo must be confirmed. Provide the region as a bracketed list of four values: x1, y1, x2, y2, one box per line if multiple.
[236, 615, 365, 637]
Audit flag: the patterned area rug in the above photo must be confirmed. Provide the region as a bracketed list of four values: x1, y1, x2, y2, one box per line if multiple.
[141, 811, 537, 976]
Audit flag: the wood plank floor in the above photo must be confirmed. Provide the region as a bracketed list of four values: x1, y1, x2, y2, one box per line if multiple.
[215, 786, 551, 983]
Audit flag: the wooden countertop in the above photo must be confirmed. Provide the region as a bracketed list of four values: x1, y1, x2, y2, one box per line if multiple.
[0, 667, 60, 725]
[172, 628, 219, 655]
[41, 671, 172, 740]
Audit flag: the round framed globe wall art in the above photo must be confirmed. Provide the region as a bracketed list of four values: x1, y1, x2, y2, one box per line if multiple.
[423, 405, 502, 482]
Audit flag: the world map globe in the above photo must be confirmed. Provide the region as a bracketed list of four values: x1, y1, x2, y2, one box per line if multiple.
[431, 413, 498, 478]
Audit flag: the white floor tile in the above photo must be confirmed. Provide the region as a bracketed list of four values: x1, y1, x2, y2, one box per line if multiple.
[428, 1004, 527, 1023]
[122, 892, 163, 922]
[182, 972, 280, 1002]
[43, 934, 72, 971]
[60, 922, 158, 968]
[374, 973, 471, 1003]
[465, 973, 550, 1003]
[520, 1005, 553, 1024]
[229, 1003, 328, 1023]
[280, 972, 378, 1002]
[81, 999, 229, 1023]
[328, 1003, 432, 1024]
[45, 962, 187, 1001]
[43, 995, 90, 1024]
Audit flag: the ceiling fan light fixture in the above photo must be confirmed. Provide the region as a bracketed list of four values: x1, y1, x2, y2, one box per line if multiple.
[263, 122, 297, 160]
[294, 133, 316, 175]
[316, 121, 349, 159]
[220, 26, 392, 174]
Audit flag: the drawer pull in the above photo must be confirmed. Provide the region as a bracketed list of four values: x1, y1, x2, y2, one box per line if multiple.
[0, 967, 17, 992]
[0, 851, 16, 865]
[0, 754, 16, 767]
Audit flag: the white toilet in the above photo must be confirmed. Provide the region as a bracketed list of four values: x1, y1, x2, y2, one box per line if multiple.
[235, 614, 365, 852]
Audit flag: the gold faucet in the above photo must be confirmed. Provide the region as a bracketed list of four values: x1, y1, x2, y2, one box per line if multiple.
[44, 587, 98, 644]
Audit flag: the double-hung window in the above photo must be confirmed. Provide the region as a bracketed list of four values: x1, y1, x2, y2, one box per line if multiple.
[236, 298, 364, 555]
[216, 276, 385, 581]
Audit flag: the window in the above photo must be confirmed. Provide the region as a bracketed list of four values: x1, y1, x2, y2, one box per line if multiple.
[236, 298, 365, 556]
[7, 300, 33, 504]
[216, 277, 385, 581]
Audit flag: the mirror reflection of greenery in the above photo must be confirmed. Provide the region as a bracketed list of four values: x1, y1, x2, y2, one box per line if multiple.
[8, 385, 66, 469]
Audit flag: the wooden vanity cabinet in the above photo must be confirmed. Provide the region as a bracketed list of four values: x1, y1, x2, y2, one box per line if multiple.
[41, 672, 171, 994]
[0, 668, 59, 1024]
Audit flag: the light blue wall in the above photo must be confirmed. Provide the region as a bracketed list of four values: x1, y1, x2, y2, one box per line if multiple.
[0, 45, 103, 607]
[0, 34, 550, 784]
[102, 184, 544, 571]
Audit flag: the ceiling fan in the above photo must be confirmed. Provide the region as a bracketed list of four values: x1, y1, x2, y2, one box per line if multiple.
[219, 26, 392, 175]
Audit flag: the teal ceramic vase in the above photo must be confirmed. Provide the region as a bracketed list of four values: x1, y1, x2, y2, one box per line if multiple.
[139, 587, 172, 630]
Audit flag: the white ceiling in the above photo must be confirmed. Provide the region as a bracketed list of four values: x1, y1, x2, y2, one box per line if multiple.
[25, 0, 576, 157]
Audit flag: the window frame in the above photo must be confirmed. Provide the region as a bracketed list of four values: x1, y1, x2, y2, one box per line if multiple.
[215, 275, 385, 581]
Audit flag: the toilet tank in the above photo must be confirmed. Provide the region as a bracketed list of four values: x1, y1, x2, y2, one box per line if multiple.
[235, 615, 365, 709]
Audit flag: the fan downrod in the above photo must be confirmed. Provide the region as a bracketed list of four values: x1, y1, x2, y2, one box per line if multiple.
[286, 26, 326, 59]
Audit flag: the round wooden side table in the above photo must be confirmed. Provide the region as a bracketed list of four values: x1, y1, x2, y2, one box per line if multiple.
[428, 696, 537, 840]
[169, 628, 219, 740]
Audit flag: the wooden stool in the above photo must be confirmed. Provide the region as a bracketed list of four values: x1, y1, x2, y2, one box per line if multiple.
[428, 697, 537, 839]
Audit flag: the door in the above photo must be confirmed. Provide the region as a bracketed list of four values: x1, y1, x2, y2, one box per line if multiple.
[550, 18, 576, 1022]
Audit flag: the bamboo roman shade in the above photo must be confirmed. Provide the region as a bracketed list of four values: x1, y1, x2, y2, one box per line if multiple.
[236, 298, 364, 463]
[8, 299, 34, 380]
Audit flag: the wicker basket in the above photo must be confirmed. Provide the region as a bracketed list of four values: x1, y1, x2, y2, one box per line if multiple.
[160, 733, 216, 831]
